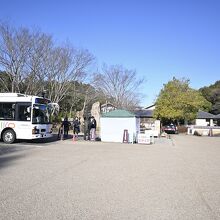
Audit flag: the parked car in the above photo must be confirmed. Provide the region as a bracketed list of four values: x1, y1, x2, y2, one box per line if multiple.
[163, 124, 178, 134]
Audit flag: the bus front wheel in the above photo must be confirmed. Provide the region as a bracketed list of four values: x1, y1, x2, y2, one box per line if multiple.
[2, 129, 16, 144]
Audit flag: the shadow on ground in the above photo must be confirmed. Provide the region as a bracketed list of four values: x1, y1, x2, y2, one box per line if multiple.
[0, 154, 25, 169]
[0, 134, 61, 156]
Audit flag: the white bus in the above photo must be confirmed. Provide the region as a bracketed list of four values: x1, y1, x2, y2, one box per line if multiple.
[0, 93, 57, 144]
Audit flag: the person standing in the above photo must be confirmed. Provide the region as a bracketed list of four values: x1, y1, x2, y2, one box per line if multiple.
[61, 117, 70, 138]
[83, 116, 90, 140]
[73, 117, 81, 137]
[90, 116, 97, 141]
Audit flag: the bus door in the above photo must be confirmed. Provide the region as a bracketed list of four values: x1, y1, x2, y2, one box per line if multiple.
[15, 102, 32, 139]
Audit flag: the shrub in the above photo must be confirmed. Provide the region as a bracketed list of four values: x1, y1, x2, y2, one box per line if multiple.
[177, 125, 187, 133]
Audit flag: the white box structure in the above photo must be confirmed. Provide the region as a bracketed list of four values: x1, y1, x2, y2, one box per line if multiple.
[100, 110, 140, 143]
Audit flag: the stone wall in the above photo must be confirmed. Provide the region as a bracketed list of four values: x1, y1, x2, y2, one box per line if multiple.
[91, 101, 101, 130]
[76, 101, 101, 133]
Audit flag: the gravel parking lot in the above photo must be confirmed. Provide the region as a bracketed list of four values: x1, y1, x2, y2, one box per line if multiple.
[0, 135, 220, 220]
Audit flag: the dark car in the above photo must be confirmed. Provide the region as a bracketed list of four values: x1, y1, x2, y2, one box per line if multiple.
[163, 124, 178, 134]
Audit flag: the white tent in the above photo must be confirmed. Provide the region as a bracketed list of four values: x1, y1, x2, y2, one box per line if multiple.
[100, 109, 140, 143]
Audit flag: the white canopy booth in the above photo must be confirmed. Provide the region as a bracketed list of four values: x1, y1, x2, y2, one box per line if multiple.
[100, 109, 140, 143]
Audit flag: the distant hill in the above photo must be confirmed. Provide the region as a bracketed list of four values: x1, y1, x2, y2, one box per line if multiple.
[200, 80, 220, 114]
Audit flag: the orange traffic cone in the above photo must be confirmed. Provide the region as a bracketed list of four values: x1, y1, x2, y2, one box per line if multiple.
[72, 134, 75, 142]
[72, 134, 78, 143]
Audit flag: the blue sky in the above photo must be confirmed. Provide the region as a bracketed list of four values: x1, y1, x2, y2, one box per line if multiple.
[1, 0, 220, 106]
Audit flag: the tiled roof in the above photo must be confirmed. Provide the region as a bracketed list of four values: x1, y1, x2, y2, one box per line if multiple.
[134, 110, 154, 118]
[101, 109, 135, 118]
[197, 110, 215, 119]
[215, 114, 220, 119]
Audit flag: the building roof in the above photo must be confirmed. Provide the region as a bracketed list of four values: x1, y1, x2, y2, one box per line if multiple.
[101, 102, 116, 108]
[101, 109, 136, 118]
[134, 109, 154, 118]
[197, 110, 215, 119]
[144, 104, 155, 110]
[215, 114, 220, 119]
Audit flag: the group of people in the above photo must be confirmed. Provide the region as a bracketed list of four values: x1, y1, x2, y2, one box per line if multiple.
[58, 116, 97, 141]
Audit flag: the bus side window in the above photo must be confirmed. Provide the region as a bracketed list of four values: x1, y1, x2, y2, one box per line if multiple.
[0, 103, 3, 119]
[0, 103, 16, 120]
[18, 105, 31, 121]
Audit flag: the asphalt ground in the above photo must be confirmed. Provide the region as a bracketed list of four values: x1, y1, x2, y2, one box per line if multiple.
[0, 134, 220, 220]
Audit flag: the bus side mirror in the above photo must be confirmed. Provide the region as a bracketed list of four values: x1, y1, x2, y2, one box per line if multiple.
[48, 103, 59, 115]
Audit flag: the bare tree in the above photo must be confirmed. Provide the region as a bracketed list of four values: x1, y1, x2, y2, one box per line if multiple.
[81, 84, 100, 116]
[45, 46, 94, 104]
[0, 71, 11, 92]
[92, 64, 144, 110]
[0, 22, 32, 92]
[24, 31, 53, 95]
[0, 22, 94, 107]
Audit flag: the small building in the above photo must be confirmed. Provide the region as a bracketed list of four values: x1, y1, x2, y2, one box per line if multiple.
[188, 110, 220, 136]
[101, 102, 117, 113]
[100, 109, 140, 143]
[134, 104, 160, 136]
[196, 110, 216, 126]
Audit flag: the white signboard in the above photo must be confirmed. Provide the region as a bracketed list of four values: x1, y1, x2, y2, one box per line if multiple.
[137, 134, 151, 144]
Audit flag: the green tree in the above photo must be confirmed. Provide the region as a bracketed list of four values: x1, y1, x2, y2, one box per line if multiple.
[154, 78, 211, 124]
[199, 80, 220, 114]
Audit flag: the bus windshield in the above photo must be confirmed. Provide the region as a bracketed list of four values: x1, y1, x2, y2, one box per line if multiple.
[32, 104, 50, 124]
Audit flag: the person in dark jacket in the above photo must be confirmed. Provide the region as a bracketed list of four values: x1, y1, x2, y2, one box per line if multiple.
[73, 117, 81, 137]
[61, 117, 70, 138]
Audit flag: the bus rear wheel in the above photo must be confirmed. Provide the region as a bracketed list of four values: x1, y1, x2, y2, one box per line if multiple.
[2, 129, 16, 144]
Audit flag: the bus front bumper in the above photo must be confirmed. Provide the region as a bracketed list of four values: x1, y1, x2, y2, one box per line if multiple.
[32, 133, 53, 139]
